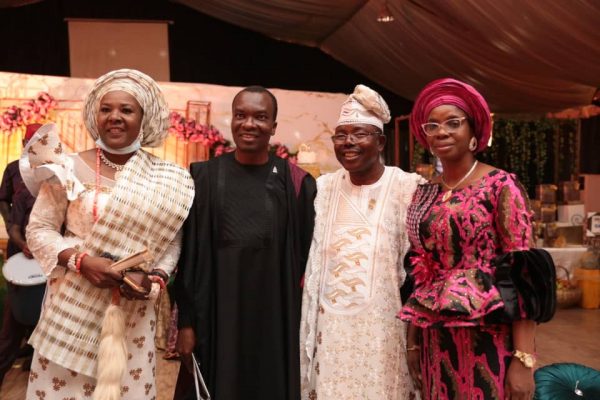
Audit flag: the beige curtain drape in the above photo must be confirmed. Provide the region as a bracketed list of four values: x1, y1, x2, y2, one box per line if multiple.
[174, 0, 600, 114]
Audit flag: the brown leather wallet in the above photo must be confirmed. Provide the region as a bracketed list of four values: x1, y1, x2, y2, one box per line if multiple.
[122, 270, 151, 294]
[110, 249, 154, 294]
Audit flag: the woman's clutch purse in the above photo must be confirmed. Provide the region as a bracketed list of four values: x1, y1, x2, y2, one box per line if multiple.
[122, 271, 150, 294]
[109, 249, 153, 294]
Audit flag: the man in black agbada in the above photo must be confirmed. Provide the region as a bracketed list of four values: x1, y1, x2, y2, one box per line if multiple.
[174, 86, 316, 400]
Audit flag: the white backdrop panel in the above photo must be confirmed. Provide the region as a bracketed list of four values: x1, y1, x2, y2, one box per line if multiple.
[68, 20, 170, 81]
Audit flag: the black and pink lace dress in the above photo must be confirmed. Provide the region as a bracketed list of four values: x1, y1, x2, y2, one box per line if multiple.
[398, 169, 534, 399]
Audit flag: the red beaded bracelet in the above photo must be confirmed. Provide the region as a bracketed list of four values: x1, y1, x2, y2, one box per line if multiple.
[75, 252, 88, 274]
[149, 275, 166, 290]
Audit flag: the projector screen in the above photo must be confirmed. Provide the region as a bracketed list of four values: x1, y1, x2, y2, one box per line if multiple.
[68, 19, 170, 81]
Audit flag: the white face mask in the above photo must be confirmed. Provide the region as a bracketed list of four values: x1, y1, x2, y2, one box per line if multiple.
[95, 138, 141, 155]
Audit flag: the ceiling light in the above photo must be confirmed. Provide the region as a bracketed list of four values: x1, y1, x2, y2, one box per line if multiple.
[377, 1, 394, 23]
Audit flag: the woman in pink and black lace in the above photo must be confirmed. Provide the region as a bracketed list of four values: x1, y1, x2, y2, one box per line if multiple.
[398, 78, 536, 400]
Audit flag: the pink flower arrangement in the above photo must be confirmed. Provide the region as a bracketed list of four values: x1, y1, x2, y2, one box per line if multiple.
[212, 143, 236, 157]
[169, 111, 234, 156]
[0, 92, 57, 132]
[270, 142, 297, 164]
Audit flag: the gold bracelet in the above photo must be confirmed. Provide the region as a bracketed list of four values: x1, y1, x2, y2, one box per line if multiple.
[513, 349, 536, 368]
[406, 345, 421, 352]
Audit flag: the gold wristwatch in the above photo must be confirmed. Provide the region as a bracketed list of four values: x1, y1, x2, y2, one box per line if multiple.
[513, 350, 536, 368]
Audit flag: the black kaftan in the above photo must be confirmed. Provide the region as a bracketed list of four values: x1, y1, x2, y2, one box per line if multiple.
[175, 152, 316, 400]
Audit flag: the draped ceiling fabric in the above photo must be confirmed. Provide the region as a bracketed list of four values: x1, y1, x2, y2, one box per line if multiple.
[173, 0, 600, 115]
[0, 0, 42, 7]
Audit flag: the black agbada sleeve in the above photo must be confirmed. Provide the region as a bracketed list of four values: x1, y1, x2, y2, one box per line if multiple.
[174, 161, 214, 332]
[296, 174, 316, 279]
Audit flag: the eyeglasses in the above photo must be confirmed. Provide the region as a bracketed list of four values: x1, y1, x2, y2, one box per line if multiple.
[331, 131, 380, 144]
[421, 117, 468, 136]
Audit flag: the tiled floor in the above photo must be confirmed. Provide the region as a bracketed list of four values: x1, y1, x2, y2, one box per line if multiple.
[1, 308, 599, 399]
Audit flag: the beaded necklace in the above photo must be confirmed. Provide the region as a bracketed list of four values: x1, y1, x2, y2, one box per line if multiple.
[99, 149, 125, 171]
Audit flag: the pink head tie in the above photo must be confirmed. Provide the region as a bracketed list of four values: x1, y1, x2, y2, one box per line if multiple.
[410, 78, 491, 153]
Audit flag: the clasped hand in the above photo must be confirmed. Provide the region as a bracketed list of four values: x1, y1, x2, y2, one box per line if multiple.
[79, 255, 152, 300]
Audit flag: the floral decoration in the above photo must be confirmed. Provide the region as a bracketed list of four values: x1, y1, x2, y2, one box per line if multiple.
[169, 111, 235, 157]
[411, 250, 440, 286]
[0, 92, 57, 132]
[270, 142, 297, 163]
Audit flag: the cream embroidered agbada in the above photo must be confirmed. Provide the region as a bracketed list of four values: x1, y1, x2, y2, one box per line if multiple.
[300, 167, 422, 400]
